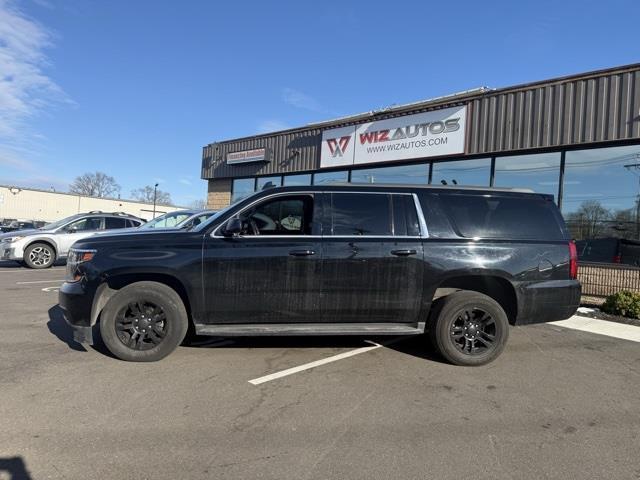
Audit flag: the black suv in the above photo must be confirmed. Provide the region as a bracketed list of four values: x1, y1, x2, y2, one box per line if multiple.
[59, 184, 580, 365]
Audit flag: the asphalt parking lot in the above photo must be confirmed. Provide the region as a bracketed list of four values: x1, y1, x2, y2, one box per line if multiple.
[1, 261, 639, 480]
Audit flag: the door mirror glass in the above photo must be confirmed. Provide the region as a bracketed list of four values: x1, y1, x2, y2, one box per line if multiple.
[223, 217, 243, 236]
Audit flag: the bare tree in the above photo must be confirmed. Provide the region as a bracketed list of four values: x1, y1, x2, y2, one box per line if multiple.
[187, 199, 207, 210]
[566, 200, 611, 239]
[69, 172, 120, 198]
[131, 185, 172, 205]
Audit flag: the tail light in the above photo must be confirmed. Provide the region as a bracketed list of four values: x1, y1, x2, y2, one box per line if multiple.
[569, 241, 578, 279]
[613, 255, 621, 264]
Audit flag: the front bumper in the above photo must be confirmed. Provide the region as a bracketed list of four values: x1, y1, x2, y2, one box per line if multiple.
[0, 243, 22, 261]
[59, 281, 95, 344]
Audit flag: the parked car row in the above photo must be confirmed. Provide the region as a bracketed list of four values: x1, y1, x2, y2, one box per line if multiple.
[0, 209, 216, 269]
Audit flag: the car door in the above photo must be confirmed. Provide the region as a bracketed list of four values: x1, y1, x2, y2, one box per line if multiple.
[202, 192, 323, 324]
[56, 216, 104, 255]
[320, 192, 424, 323]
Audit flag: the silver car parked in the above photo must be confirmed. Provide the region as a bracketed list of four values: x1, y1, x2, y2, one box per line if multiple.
[0, 211, 144, 269]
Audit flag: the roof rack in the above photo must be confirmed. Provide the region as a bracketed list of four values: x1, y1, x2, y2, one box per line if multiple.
[321, 182, 535, 193]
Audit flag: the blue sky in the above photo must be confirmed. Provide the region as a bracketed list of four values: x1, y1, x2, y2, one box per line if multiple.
[1, 0, 639, 206]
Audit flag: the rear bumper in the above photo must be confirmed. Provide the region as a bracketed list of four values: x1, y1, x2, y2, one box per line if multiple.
[59, 281, 95, 344]
[515, 279, 581, 325]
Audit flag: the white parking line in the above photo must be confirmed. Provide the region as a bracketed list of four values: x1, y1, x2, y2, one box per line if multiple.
[550, 315, 640, 343]
[248, 341, 383, 386]
[16, 279, 64, 284]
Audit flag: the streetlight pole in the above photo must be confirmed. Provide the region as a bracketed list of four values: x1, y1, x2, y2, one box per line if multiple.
[152, 183, 159, 219]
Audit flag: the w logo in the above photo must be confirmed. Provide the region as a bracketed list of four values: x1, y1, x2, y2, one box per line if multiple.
[326, 136, 351, 157]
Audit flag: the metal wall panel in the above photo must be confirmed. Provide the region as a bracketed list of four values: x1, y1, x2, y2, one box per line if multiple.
[202, 65, 640, 179]
[467, 68, 640, 154]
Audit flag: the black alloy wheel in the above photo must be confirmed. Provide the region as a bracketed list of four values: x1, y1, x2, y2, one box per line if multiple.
[449, 307, 497, 355]
[115, 300, 168, 350]
[99, 281, 188, 362]
[429, 290, 509, 366]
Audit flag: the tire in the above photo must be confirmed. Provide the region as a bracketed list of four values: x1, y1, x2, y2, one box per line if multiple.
[428, 291, 509, 366]
[99, 281, 188, 362]
[23, 243, 56, 269]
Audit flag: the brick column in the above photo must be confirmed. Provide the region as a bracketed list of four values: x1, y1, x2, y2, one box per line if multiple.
[207, 179, 232, 210]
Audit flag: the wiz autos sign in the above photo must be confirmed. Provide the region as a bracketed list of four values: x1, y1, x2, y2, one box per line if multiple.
[320, 106, 466, 168]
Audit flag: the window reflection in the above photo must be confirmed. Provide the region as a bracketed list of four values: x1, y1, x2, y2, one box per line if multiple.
[563, 145, 640, 241]
[231, 178, 255, 204]
[283, 174, 312, 186]
[431, 158, 491, 186]
[313, 170, 348, 185]
[494, 152, 560, 198]
[350, 163, 429, 184]
[256, 176, 282, 192]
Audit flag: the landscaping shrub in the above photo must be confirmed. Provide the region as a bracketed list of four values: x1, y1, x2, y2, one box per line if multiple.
[601, 290, 640, 319]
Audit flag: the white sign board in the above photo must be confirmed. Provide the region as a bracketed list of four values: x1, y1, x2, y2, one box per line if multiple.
[227, 148, 269, 165]
[320, 105, 466, 168]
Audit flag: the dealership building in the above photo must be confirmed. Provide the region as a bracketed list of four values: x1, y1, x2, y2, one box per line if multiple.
[202, 63, 640, 239]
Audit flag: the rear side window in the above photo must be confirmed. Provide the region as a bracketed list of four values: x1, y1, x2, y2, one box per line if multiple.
[105, 217, 127, 229]
[331, 193, 391, 236]
[439, 194, 565, 240]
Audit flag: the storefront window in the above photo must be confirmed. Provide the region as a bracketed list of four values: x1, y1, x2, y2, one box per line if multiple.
[431, 158, 491, 186]
[256, 176, 282, 192]
[350, 163, 429, 184]
[283, 174, 312, 186]
[313, 170, 348, 185]
[563, 145, 640, 241]
[231, 178, 255, 204]
[494, 153, 561, 198]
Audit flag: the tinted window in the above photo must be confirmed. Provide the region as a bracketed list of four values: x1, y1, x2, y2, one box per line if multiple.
[66, 217, 103, 232]
[127, 219, 143, 228]
[241, 195, 313, 235]
[104, 217, 127, 229]
[393, 195, 421, 236]
[331, 193, 391, 236]
[439, 194, 565, 240]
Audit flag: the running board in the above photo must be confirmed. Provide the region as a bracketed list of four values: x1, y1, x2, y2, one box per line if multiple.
[195, 322, 425, 337]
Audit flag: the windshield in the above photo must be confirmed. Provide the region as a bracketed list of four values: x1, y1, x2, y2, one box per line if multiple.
[41, 214, 84, 230]
[140, 211, 194, 229]
[192, 205, 236, 232]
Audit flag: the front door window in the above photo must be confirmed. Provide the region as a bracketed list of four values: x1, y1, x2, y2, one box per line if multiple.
[239, 195, 313, 236]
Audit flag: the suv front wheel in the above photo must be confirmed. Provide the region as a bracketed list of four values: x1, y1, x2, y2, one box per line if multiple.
[429, 291, 509, 366]
[99, 281, 188, 362]
[24, 243, 56, 269]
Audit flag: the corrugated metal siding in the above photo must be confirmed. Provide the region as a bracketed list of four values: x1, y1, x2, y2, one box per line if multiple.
[201, 129, 323, 179]
[203, 65, 640, 179]
[468, 69, 640, 154]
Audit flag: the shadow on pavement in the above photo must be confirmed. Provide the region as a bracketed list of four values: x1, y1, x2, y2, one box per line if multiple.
[0, 456, 33, 480]
[184, 333, 445, 362]
[0, 259, 66, 268]
[47, 305, 86, 352]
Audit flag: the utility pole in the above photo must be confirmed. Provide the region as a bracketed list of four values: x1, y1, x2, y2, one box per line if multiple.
[152, 183, 159, 219]
[623, 157, 640, 239]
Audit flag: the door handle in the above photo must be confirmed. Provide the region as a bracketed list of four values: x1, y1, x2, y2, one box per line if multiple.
[391, 249, 417, 256]
[289, 249, 316, 257]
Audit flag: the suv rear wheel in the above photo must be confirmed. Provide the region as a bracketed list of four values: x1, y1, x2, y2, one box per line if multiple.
[429, 291, 509, 366]
[24, 243, 55, 269]
[99, 281, 188, 362]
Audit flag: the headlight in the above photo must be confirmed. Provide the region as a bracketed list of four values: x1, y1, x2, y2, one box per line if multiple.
[1, 236, 24, 243]
[66, 248, 96, 282]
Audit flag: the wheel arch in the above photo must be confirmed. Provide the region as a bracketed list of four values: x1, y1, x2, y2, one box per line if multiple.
[431, 274, 518, 325]
[24, 238, 58, 258]
[91, 273, 193, 327]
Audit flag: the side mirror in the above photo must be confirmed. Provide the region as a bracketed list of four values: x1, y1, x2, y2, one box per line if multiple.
[223, 217, 242, 237]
